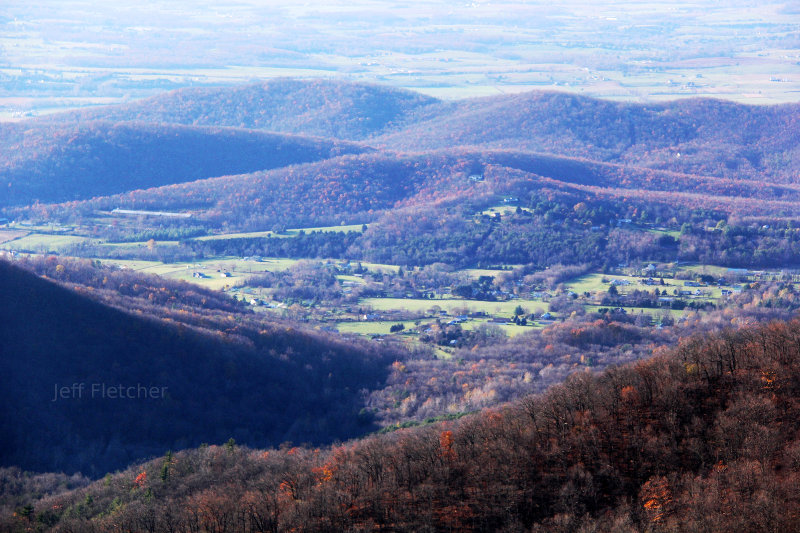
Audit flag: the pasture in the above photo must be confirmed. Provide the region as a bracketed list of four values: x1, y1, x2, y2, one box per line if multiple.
[0, 229, 28, 244]
[93, 256, 304, 290]
[564, 273, 642, 295]
[194, 224, 366, 242]
[334, 320, 421, 336]
[360, 297, 548, 317]
[2, 233, 92, 252]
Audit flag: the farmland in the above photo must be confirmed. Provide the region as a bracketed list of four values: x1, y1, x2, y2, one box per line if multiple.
[1, 220, 782, 347]
[1, 233, 93, 251]
[0, 229, 27, 244]
[195, 223, 367, 241]
[53, 244, 771, 350]
[359, 297, 547, 317]
[2, 0, 799, 121]
[3, 199, 791, 357]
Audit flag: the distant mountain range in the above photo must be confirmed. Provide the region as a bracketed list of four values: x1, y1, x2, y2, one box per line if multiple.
[3, 78, 798, 218]
[35, 78, 438, 140]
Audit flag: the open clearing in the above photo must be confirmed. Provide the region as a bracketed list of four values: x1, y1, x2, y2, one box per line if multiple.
[180, 224, 366, 242]
[0, 229, 28, 244]
[91, 256, 304, 290]
[564, 273, 641, 295]
[335, 317, 537, 338]
[461, 268, 513, 279]
[2, 234, 92, 252]
[360, 297, 548, 316]
[100, 241, 181, 249]
[335, 320, 421, 336]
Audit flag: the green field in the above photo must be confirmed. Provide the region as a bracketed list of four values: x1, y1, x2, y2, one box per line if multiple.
[337, 274, 366, 284]
[194, 230, 284, 241]
[649, 228, 682, 239]
[679, 264, 736, 277]
[94, 259, 164, 270]
[564, 273, 638, 295]
[565, 271, 729, 300]
[94, 256, 304, 290]
[334, 320, 421, 336]
[2, 233, 92, 251]
[100, 240, 181, 249]
[7, 223, 77, 233]
[462, 318, 542, 336]
[360, 297, 548, 316]
[461, 268, 513, 280]
[479, 205, 520, 218]
[2, 230, 183, 253]
[194, 224, 366, 242]
[359, 262, 403, 274]
[0, 229, 28, 244]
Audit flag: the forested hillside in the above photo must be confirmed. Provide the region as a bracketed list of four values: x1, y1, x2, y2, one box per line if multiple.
[0, 259, 398, 475]
[36, 79, 439, 140]
[6, 318, 800, 531]
[6, 80, 800, 226]
[374, 92, 800, 183]
[22, 150, 497, 228]
[0, 121, 367, 207]
[23, 148, 800, 238]
[33, 80, 800, 185]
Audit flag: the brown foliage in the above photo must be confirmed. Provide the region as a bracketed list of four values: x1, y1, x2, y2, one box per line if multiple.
[13, 318, 800, 531]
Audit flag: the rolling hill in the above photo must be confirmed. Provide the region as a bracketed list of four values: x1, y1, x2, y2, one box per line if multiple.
[35, 78, 439, 140]
[0, 259, 396, 475]
[6, 79, 799, 227]
[30, 148, 800, 233]
[34, 80, 800, 185]
[374, 91, 800, 183]
[4, 78, 800, 531]
[4, 79, 797, 228]
[0, 121, 368, 207]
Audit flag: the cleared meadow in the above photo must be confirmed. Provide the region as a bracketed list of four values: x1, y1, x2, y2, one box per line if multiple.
[359, 297, 548, 316]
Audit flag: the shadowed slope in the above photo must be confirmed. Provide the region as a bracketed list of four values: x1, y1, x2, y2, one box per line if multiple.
[0, 259, 394, 475]
[0, 121, 368, 207]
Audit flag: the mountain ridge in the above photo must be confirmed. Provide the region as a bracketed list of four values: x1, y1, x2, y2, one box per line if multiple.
[31, 80, 800, 186]
[373, 90, 800, 183]
[33, 78, 440, 140]
[25, 147, 800, 231]
[0, 120, 369, 207]
[0, 258, 395, 475]
[6, 78, 797, 220]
